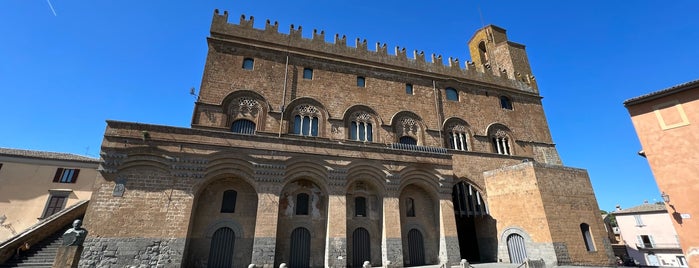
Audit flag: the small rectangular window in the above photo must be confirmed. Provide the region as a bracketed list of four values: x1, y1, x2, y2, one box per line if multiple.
[406, 198, 415, 217]
[355, 197, 367, 217]
[303, 68, 313, 79]
[357, 76, 366, 87]
[242, 58, 254, 70]
[406, 84, 413, 95]
[296, 193, 309, 215]
[221, 190, 237, 213]
[53, 168, 80, 183]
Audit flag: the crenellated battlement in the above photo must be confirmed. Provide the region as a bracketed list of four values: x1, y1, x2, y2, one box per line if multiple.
[210, 10, 538, 94]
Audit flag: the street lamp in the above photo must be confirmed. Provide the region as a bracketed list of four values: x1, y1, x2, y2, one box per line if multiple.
[661, 192, 670, 203]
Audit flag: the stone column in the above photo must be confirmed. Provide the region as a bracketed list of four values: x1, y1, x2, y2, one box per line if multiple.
[325, 193, 347, 268]
[382, 195, 403, 267]
[439, 198, 462, 266]
[250, 187, 281, 268]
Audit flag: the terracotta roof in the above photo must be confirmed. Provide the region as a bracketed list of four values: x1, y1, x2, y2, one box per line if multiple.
[613, 203, 667, 215]
[0, 148, 99, 163]
[624, 79, 699, 106]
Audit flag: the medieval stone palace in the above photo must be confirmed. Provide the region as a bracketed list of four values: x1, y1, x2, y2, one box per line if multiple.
[79, 10, 614, 268]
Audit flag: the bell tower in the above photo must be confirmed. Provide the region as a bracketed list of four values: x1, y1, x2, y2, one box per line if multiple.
[468, 25, 537, 91]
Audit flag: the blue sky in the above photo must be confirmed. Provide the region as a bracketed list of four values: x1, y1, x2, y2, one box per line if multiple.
[1, 1, 697, 212]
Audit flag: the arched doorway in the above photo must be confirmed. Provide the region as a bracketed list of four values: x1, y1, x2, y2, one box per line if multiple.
[186, 177, 258, 267]
[208, 227, 235, 267]
[407, 229, 425, 266]
[289, 227, 311, 268]
[352, 228, 371, 267]
[507, 234, 527, 264]
[452, 181, 492, 262]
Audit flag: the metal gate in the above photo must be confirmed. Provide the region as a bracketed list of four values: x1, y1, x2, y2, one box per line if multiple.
[290, 227, 311, 268]
[208, 227, 235, 268]
[352, 228, 371, 267]
[407, 229, 425, 266]
[507, 234, 527, 264]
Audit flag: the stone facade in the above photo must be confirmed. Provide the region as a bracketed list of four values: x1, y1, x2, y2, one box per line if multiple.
[78, 10, 614, 268]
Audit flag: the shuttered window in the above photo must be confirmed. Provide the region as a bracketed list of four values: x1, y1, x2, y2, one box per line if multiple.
[53, 168, 80, 183]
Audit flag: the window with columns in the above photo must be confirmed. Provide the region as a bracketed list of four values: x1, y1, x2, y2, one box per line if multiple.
[491, 129, 511, 155]
[349, 112, 373, 142]
[292, 104, 321, 137]
[446, 124, 469, 151]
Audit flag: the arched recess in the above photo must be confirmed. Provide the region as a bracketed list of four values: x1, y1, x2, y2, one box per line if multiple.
[398, 172, 440, 266]
[390, 111, 426, 146]
[486, 123, 514, 155]
[443, 117, 472, 151]
[274, 178, 328, 268]
[185, 175, 258, 267]
[345, 164, 385, 267]
[284, 97, 329, 137]
[499, 227, 533, 264]
[221, 90, 270, 132]
[342, 105, 382, 143]
[451, 180, 496, 262]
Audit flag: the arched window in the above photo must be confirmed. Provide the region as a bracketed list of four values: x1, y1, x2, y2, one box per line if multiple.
[489, 128, 512, 155]
[580, 223, 595, 251]
[355, 196, 367, 217]
[296, 193, 310, 215]
[500, 96, 513, 110]
[446, 124, 469, 151]
[242, 58, 254, 70]
[478, 41, 488, 63]
[399, 136, 417, 145]
[292, 104, 320, 137]
[445, 87, 458, 101]
[406, 198, 415, 217]
[231, 119, 256, 134]
[303, 68, 313, 79]
[349, 112, 373, 142]
[220, 190, 237, 213]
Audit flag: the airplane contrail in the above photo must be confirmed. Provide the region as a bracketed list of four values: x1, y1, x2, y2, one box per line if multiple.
[46, 0, 57, 16]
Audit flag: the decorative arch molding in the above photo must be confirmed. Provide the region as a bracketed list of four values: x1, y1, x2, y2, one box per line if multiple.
[499, 226, 534, 263]
[346, 162, 389, 193]
[485, 122, 514, 138]
[118, 151, 172, 174]
[221, 90, 270, 131]
[443, 117, 472, 151]
[390, 111, 426, 145]
[397, 169, 442, 201]
[204, 219, 244, 239]
[343, 105, 382, 142]
[485, 122, 515, 155]
[284, 97, 329, 121]
[284, 97, 329, 137]
[283, 159, 330, 194]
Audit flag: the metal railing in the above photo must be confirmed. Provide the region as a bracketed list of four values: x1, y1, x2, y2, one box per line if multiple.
[636, 242, 682, 249]
[389, 143, 448, 154]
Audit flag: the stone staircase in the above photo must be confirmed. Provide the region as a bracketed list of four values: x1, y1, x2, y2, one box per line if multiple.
[0, 228, 64, 268]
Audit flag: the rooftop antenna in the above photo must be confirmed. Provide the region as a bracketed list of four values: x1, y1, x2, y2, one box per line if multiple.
[476, 2, 500, 71]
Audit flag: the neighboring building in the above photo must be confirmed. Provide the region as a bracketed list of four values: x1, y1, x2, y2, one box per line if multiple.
[0, 148, 99, 242]
[613, 202, 687, 266]
[78, 10, 614, 267]
[625, 80, 699, 268]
